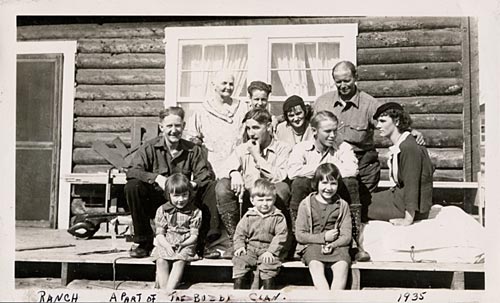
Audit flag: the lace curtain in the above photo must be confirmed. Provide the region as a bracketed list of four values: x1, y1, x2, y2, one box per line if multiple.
[180, 43, 247, 99]
[271, 42, 339, 97]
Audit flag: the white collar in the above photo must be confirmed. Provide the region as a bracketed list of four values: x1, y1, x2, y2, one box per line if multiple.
[388, 131, 411, 156]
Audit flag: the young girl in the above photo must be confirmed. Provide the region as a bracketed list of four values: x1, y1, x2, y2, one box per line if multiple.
[151, 173, 202, 290]
[295, 163, 352, 290]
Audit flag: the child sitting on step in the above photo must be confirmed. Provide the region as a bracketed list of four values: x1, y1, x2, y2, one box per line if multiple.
[152, 173, 202, 290]
[232, 179, 288, 289]
[295, 163, 352, 290]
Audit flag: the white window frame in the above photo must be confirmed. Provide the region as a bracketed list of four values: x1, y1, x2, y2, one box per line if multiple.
[165, 24, 358, 106]
[16, 41, 77, 230]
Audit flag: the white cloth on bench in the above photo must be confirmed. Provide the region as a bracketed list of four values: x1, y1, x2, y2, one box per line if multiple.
[360, 205, 485, 263]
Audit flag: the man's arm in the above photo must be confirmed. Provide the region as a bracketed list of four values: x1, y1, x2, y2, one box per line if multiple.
[190, 144, 215, 189]
[287, 143, 317, 179]
[126, 144, 159, 184]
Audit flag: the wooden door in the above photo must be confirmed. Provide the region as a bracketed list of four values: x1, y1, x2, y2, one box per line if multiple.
[16, 54, 63, 228]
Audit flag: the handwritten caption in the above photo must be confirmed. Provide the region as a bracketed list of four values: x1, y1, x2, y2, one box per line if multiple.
[37, 290, 286, 302]
[397, 291, 426, 302]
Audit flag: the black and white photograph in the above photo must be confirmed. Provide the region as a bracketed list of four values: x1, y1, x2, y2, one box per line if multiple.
[1, 1, 499, 302]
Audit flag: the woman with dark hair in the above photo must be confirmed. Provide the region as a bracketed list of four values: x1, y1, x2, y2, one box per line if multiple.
[368, 102, 434, 226]
[275, 95, 314, 146]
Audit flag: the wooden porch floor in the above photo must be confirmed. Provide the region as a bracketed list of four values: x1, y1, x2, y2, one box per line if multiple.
[15, 227, 485, 291]
[15, 226, 311, 290]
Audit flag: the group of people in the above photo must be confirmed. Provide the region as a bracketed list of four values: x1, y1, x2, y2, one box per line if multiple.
[123, 60, 435, 291]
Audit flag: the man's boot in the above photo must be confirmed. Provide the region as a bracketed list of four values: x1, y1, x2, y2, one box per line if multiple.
[234, 274, 250, 289]
[220, 210, 240, 259]
[262, 278, 276, 290]
[350, 203, 370, 262]
[287, 208, 299, 260]
[342, 177, 370, 262]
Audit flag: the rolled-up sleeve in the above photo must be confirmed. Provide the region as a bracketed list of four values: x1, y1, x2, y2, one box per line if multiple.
[334, 142, 359, 178]
[288, 143, 315, 180]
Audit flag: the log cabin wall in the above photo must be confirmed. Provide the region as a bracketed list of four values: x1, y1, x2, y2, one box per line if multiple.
[17, 16, 479, 207]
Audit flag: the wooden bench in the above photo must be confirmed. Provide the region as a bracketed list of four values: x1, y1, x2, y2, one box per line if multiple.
[349, 261, 484, 290]
[59, 174, 485, 289]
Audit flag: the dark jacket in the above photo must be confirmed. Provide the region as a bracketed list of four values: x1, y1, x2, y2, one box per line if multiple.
[395, 135, 434, 214]
[126, 136, 215, 189]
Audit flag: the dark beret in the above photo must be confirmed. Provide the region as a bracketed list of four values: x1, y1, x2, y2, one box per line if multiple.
[373, 102, 404, 120]
[283, 95, 305, 113]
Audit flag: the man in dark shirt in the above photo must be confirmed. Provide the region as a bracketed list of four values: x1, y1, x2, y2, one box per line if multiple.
[125, 107, 217, 258]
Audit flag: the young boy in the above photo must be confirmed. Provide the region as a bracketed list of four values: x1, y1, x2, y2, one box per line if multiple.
[232, 179, 288, 290]
[215, 108, 292, 259]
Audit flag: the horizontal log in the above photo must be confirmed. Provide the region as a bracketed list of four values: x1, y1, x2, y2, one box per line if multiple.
[357, 29, 462, 48]
[357, 17, 462, 32]
[377, 148, 463, 169]
[74, 100, 164, 116]
[75, 85, 164, 100]
[358, 78, 462, 97]
[74, 117, 159, 132]
[74, 132, 131, 148]
[406, 114, 462, 129]
[357, 46, 462, 65]
[18, 17, 461, 40]
[76, 69, 165, 85]
[357, 63, 462, 81]
[73, 112, 460, 132]
[375, 96, 463, 113]
[17, 23, 164, 40]
[76, 80, 462, 101]
[374, 129, 463, 148]
[78, 39, 165, 53]
[76, 53, 165, 69]
[381, 168, 463, 182]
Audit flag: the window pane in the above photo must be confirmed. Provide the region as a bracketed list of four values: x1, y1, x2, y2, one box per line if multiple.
[180, 71, 206, 98]
[205, 44, 225, 71]
[319, 42, 340, 67]
[270, 71, 286, 97]
[181, 44, 202, 70]
[271, 43, 292, 69]
[295, 43, 316, 69]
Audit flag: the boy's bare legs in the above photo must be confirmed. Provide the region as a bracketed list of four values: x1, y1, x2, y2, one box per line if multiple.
[167, 260, 186, 290]
[308, 260, 329, 290]
[330, 261, 349, 290]
[156, 259, 170, 289]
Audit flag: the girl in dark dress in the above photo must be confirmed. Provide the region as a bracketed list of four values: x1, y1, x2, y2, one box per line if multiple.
[295, 163, 352, 290]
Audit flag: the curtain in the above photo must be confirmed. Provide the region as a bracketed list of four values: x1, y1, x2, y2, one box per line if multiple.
[180, 43, 248, 100]
[271, 42, 339, 98]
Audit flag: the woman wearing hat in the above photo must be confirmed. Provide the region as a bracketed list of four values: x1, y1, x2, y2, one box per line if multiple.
[275, 95, 314, 146]
[368, 102, 434, 226]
